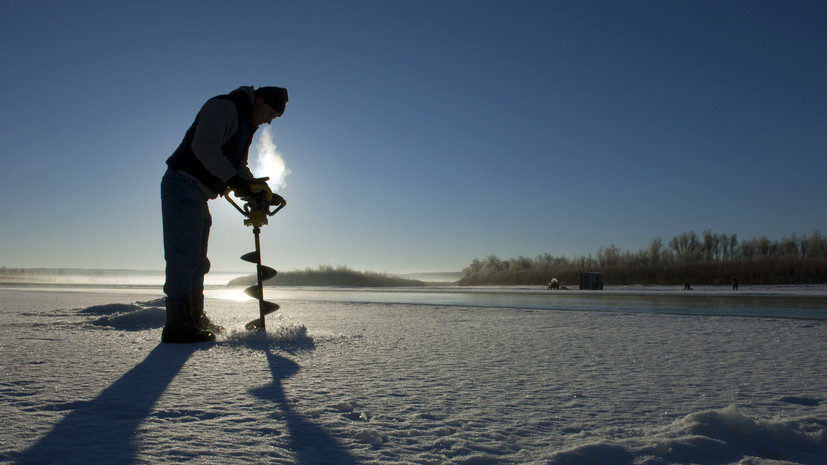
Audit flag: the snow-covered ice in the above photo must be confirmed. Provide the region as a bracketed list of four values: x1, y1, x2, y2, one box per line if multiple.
[0, 285, 825, 464]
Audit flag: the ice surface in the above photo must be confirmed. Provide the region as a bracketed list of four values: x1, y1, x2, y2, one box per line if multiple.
[0, 286, 825, 464]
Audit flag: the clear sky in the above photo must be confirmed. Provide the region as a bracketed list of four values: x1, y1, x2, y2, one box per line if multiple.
[1, 1, 825, 274]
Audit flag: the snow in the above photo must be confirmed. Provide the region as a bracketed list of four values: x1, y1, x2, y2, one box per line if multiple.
[1, 285, 825, 464]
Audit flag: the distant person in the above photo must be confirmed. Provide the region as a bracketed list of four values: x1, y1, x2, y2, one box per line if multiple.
[684, 282, 692, 290]
[732, 278, 739, 290]
[161, 86, 288, 343]
[548, 278, 560, 290]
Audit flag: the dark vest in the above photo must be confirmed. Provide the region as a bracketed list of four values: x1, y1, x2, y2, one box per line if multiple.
[166, 89, 255, 192]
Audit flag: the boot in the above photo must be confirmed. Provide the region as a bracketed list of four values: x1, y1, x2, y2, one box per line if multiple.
[161, 296, 215, 343]
[191, 294, 225, 334]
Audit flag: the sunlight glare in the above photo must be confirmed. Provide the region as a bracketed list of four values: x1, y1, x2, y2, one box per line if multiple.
[211, 289, 255, 302]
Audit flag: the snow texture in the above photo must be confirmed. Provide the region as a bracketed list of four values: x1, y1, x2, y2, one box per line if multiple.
[0, 285, 825, 464]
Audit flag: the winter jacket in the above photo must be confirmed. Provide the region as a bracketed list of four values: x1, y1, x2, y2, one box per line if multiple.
[166, 86, 256, 197]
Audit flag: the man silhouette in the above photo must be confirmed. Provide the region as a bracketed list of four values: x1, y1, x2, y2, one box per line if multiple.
[161, 86, 288, 343]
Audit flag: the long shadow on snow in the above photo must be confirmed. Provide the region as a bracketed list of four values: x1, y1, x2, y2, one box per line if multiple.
[13, 344, 197, 465]
[249, 337, 359, 465]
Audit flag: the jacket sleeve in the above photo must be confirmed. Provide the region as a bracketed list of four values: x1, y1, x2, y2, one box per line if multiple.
[189, 99, 244, 183]
[236, 165, 255, 181]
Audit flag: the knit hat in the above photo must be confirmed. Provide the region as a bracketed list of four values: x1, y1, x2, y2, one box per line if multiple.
[254, 86, 289, 117]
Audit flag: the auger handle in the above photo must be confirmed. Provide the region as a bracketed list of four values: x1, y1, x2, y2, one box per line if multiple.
[223, 192, 247, 217]
[222, 184, 287, 223]
[269, 195, 287, 216]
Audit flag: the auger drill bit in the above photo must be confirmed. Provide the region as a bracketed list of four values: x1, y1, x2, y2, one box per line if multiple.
[241, 227, 280, 331]
[222, 177, 287, 332]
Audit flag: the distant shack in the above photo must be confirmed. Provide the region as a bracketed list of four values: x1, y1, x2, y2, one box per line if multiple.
[579, 272, 604, 290]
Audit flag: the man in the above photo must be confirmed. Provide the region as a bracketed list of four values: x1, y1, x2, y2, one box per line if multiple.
[161, 86, 288, 343]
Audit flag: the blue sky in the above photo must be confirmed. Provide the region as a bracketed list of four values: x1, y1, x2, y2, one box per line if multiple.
[1, 1, 825, 274]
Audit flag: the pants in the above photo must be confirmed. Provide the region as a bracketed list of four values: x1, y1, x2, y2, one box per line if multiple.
[161, 169, 211, 299]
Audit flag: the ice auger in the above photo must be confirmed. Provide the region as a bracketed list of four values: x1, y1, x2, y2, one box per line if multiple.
[223, 177, 286, 331]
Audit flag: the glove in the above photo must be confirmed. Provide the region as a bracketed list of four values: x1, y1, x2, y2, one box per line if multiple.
[228, 176, 272, 200]
[249, 178, 273, 201]
[227, 175, 254, 198]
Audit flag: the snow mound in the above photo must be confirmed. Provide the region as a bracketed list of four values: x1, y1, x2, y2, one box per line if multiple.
[546, 405, 827, 464]
[85, 301, 165, 330]
[90, 308, 165, 331]
[80, 303, 143, 315]
[663, 405, 827, 461]
[355, 429, 385, 446]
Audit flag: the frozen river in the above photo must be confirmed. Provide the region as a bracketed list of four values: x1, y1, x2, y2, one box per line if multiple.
[213, 284, 827, 320]
[1, 284, 825, 464]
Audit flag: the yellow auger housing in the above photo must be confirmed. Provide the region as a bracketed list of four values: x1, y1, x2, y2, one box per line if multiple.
[222, 177, 286, 330]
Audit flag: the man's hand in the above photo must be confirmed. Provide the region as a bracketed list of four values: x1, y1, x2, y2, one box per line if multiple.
[227, 175, 254, 197]
[249, 179, 273, 200]
[228, 176, 273, 200]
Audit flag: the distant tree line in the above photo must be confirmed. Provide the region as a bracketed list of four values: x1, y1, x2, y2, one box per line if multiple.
[228, 265, 427, 287]
[458, 230, 827, 286]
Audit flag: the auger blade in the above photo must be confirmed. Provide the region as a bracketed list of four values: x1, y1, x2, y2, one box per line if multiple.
[244, 302, 280, 331]
[244, 285, 262, 299]
[260, 265, 277, 281]
[239, 223, 281, 332]
[262, 301, 280, 314]
[245, 318, 264, 331]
